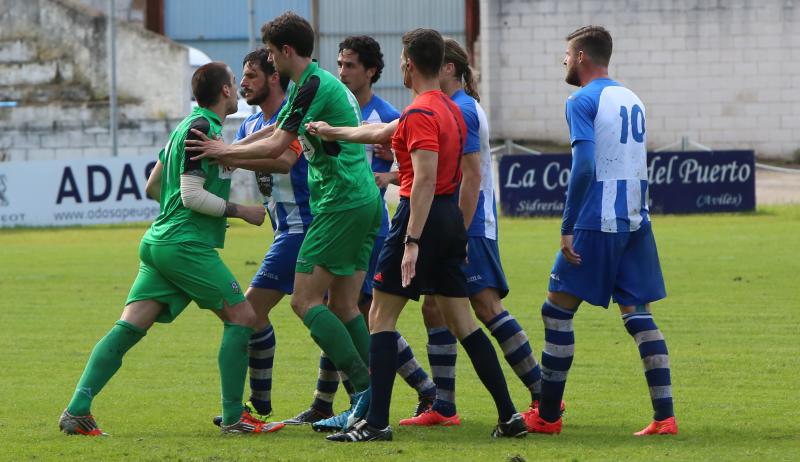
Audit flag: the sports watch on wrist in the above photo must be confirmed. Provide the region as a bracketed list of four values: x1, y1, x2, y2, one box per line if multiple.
[404, 235, 420, 246]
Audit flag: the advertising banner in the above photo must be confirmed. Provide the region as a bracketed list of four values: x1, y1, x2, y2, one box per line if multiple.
[498, 150, 756, 217]
[0, 156, 159, 227]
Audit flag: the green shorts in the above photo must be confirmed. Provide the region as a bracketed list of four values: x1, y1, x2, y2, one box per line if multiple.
[126, 241, 246, 323]
[296, 194, 382, 276]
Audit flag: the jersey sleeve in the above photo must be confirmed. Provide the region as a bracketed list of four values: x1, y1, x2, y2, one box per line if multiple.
[380, 101, 401, 123]
[183, 118, 211, 174]
[279, 75, 324, 135]
[402, 109, 439, 154]
[235, 118, 247, 142]
[459, 102, 480, 154]
[565, 93, 596, 145]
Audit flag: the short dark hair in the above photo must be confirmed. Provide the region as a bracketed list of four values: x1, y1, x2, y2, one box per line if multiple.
[566, 26, 613, 67]
[261, 11, 314, 58]
[338, 35, 384, 85]
[401, 28, 444, 78]
[191, 62, 231, 107]
[243, 48, 290, 92]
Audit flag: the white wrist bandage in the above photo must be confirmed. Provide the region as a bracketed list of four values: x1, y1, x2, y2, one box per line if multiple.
[180, 174, 226, 217]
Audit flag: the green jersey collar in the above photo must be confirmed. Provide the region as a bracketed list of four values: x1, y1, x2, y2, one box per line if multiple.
[298, 60, 319, 84]
[192, 106, 222, 125]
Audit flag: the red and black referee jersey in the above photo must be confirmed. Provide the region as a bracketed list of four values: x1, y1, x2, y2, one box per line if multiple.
[391, 90, 467, 197]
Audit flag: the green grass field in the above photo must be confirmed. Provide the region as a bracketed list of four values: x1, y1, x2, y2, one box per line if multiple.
[1, 206, 799, 461]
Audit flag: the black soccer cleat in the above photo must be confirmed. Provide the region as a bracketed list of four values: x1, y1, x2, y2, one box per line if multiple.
[491, 413, 528, 438]
[326, 419, 393, 442]
[283, 406, 334, 425]
[413, 394, 435, 417]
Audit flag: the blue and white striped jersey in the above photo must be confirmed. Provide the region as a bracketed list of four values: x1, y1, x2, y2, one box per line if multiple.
[235, 105, 312, 235]
[361, 94, 400, 238]
[567, 78, 650, 233]
[451, 89, 497, 240]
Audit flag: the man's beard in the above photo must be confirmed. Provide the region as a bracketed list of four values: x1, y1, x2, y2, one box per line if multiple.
[241, 86, 270, 106]
[565, 65, 580, 87]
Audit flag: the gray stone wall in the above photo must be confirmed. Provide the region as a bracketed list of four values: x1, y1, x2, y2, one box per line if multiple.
[479, 0, 800, 159]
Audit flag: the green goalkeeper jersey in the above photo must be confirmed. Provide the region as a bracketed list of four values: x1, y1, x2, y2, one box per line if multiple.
[277, 61, 378, 215]
[143, 106, 230, 248]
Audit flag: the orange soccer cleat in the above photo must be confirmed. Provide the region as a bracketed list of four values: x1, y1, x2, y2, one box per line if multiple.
[399, 409, 461, 426]
[634, 416, 678, 436]
[523, 407, 562, 434]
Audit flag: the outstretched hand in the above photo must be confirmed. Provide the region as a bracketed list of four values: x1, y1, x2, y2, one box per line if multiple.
[185, 129, 229, 160]
[304, 121, 335, 141]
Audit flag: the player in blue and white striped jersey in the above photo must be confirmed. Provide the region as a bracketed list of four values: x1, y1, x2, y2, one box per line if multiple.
[399, 38, 545, 427]
[526, 26, 677, 436]
[212, 48, 311, 423]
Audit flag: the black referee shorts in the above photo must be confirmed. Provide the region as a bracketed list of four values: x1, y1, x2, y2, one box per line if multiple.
[372, 195, 468, 301]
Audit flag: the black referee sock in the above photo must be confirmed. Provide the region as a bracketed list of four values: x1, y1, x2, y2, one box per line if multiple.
[460, 328, 516, 422]
[365, 331, 398, 430]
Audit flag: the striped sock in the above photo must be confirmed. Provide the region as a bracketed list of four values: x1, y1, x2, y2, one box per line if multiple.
[485, 310, 542, 402]
[539, 300, 576, 422]
[622, 312, 674, 421]
[427, 327, 458, 416]
[247, 325, 275, 415]
[395, 332, 436, 398]
[311, 352, 338, 414]
[338, 371, 355, 395]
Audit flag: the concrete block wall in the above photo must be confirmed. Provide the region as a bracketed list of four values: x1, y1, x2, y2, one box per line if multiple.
[479, 0, 800, 159]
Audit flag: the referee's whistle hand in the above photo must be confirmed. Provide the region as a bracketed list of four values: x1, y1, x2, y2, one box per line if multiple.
[401, 245, 419, 287]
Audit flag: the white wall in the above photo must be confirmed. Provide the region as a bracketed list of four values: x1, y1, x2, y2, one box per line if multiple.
[480, 0, 800, 159]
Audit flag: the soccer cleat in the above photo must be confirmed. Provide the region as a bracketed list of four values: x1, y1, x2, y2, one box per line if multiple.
[312, 389, 369, 432]
[212, 401, 272, 427]
[326, 419, 393, 442]
[634, 416, 678, 436]
[399, 409, 461, 426]
[282, 406, 333, 425]
[412, 394, 435, 417]
[345, 388, 370, 430]
[491, 413, 528, 438]
[59, 409, 108, 436]
[523, 407, 562, 434]
[520, 399, 566, 424]
[220, 410, 285, 434]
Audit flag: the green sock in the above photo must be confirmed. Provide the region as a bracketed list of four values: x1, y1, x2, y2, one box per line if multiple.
[66, 320, 146, 416]
[303, 305, 370, 391]
[219, 322, 254, 425]
[344, 314, 370, 365]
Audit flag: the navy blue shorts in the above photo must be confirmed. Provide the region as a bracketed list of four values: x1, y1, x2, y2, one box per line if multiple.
[250, 232, 305, 295]
[463, 236, 509, 298]
[548, 223, 666, 308]
[361, 234, 386, 298]
[373, 196, 468, 301]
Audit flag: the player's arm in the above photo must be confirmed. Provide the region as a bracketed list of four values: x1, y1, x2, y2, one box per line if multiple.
[185, 126, 296, 161]
[220, 140, 302, 174]
[145, 159, 163, 202]
[180, 120, 265, 225]
[458, 152, 481, 230]
[402, 149, 437, 287]
[232, 123, 276, 145]
[305, 119, 398, 145]
[559, 139, 595, 264]
[374, 170, 399, 188]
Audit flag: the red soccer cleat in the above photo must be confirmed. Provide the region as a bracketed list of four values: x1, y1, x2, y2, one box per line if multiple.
[634, 416, 678, 436]
[59, 409, 108, 436]
[399, 409, 461, 426]
[221, 409, 286, 434]
[523, 407, 562, 434]
[521, 399, 565, 424]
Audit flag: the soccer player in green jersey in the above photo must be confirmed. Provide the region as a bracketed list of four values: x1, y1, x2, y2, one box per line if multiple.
[59, 62, 285, 436]
[185, 12, 381, 432]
